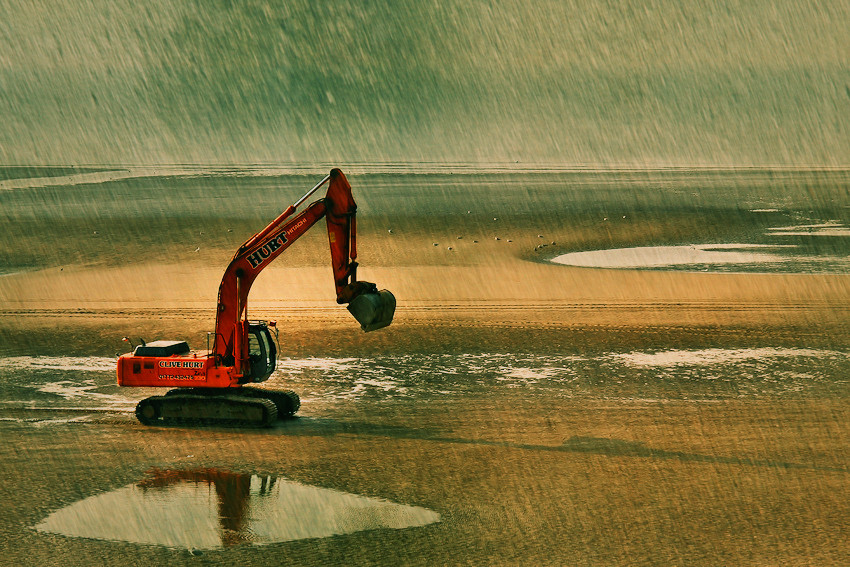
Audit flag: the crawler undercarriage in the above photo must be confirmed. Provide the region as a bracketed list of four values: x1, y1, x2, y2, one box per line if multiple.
[135, 388, 301, 427]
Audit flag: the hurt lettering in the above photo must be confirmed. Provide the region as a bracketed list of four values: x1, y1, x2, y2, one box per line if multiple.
[247, 250, 263, 268]
[246, 234, 288, 269]
[266, 235, 283, 253]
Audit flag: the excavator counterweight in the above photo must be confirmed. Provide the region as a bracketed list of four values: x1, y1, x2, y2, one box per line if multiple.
[117, 169, 395, 426]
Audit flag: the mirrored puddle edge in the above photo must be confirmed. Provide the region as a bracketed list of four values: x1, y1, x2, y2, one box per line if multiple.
[34, 468, 440, 549]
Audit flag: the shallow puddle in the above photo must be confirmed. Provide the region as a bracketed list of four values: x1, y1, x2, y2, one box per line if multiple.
[551, 241, 850, 273]
[35, 468, 440, 549]
[550, 221, 850, 273]
[551, 243, 792, 269]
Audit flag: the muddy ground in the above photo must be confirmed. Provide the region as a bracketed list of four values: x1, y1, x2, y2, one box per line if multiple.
[1, 169, 849, 565]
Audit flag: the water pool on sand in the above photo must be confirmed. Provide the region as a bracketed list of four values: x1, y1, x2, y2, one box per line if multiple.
[35, 468, 440, 549]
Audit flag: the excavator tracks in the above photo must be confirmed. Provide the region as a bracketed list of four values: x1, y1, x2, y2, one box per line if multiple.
[134, 388, 299, 427]
[237, 387, 301, 417]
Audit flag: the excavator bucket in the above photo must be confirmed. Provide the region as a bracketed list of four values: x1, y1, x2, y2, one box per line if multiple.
[347, 289, 396, 332]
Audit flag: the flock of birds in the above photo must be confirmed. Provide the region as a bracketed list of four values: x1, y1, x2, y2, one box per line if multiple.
[89, 218, 563, 258]
[385, 215, 558, 253]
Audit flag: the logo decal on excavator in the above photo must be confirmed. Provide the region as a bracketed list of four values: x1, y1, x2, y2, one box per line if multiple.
[285, 217, 309, 237]
[247, 233, 288, 269]
[159, 360, 204, 369]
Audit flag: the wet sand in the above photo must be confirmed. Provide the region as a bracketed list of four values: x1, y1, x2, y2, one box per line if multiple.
[2, 392, 849, 565]
[1, 170, 849, 565]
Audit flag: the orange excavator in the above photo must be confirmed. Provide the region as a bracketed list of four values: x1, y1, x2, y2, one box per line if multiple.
[117, 169, 395, 426]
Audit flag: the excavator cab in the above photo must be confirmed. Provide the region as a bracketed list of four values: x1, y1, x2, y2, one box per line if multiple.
[246, 322, 277, 382]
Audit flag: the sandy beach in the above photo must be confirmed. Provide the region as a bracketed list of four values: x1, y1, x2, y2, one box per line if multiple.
[2, 1, 850, 563]
[1, 168, 849, 565]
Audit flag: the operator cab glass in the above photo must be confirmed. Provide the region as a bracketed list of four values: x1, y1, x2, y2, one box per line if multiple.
[247, 323, 277, 382]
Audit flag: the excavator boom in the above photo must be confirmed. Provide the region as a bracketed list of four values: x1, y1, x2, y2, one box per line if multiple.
[116, 169, 395, 426]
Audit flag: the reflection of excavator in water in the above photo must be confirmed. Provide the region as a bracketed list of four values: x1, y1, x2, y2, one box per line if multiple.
[138, 468, 275, 547]
[117, 169, 395, 426]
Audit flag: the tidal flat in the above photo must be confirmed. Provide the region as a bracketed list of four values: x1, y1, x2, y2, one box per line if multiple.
[0, 167, 849, 565]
